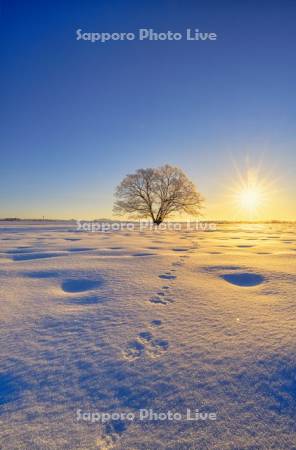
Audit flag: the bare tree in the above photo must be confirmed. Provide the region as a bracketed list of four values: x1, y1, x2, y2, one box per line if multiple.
[113, 165, 203, 224]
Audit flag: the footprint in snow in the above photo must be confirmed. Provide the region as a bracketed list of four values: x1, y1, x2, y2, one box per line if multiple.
[99, 412, 130, 449]
[149, 296, 172, 305]
[149, 287, 175, 304]
[202, 266, 264, 287]
[61, 278, 103, 293]
[237, 245, 255, 248]
[122, 340, 145, 361]
[148, 338, 169, 358]
[123, 331, 169, 361]
[138, 332, 169, 358]
[150, 319, 162, 327]
[64, 238, 81, 241]
[221, 272, 264, 287]
[96, 433, 117, 450]
[159, 274, 176, 280]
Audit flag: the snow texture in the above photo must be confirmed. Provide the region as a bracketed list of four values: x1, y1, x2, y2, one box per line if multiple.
[0, 221, 296, 449]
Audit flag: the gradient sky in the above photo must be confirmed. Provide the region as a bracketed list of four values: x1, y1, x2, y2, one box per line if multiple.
[1, 0, 295, 220]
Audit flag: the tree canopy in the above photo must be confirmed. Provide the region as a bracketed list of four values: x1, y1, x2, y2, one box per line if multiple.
[113, 165, 203, 224]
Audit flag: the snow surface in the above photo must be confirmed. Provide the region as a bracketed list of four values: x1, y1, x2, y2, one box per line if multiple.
[0, 221, 296, 449]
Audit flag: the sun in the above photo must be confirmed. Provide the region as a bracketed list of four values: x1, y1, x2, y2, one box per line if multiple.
[234, 169, 266, 216]
[229, 162, 276, 219]
[239, 186, 263, 212]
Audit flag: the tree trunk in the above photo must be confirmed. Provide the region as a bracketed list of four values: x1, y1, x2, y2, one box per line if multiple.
[153, 219, 163, 225]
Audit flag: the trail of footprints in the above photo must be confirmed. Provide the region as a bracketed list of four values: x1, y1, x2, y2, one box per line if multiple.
[123, 252, 189, 361]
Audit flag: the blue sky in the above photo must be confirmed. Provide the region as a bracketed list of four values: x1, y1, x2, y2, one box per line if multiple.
[1, 0, 295, 219]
